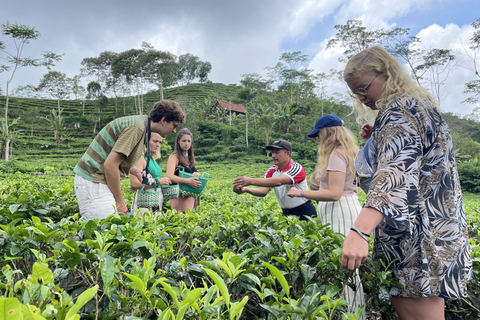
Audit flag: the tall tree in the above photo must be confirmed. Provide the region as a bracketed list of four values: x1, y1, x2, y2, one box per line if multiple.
[461, 18, 480, 105]
[237, 86, 257, 150]
[326, 20, 382, 62]
[197, 61, 212, 83]
[111, 48, 150, 114]
[87, 81, 103, 133]
[37, 71, 72, 115]
[140, 42, 177, 101]
[327, 19, 458, 102]
[267, 51, 312, 104]
[416, 49, 456, 107]
[81, 51, 117, 90]
[240, 73, 271, 92]
[41, 108, 64, 145]
[380, 27, 424, 85]
[71, 74, 83, 100]
[174, 53, 212, 85]
[0, 21, 62, 161]
[12, 84, 39, 98]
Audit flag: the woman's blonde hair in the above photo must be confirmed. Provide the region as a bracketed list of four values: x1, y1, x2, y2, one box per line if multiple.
[343, 46, 437, 124]
[316, 126, 359, 176]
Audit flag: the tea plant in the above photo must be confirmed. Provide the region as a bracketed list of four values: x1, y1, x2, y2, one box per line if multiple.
[0, 163, 479, 319]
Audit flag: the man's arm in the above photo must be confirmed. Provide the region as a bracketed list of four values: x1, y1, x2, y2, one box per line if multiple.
[104, 151, 128, 213]
[233, 185, 271, 197]
[233, 174, 292, 188]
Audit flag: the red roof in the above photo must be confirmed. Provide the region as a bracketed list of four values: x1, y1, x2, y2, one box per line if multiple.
[215, 99, 246, 114]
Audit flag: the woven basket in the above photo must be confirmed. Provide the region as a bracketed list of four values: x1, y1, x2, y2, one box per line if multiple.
[161, 184, 179, 201]
[178, 167, 211, 198]
[136, 186, 161, 209]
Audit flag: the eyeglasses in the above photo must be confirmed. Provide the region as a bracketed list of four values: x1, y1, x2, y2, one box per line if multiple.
[349, 74, 380, 98]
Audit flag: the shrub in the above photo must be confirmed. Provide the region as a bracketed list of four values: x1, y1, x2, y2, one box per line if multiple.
[458, 158, 480, 193]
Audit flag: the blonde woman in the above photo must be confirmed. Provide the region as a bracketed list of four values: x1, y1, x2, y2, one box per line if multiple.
[287, 114, 365, 318]
[129, 132, 171, 214]
[166, 128, 201, 212]
[342, 46, 471, 320]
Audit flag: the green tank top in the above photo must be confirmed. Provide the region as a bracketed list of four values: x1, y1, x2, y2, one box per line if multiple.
[145, 157, 162, 179]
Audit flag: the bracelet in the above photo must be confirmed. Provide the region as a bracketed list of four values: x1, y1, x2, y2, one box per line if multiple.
[350, 226, 370, 243]
[300, 190, 304, 197]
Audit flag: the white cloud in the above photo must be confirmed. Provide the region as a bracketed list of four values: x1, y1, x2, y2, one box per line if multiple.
[415, 23, 479, 114]
[286, 0, 342, 38]
[1, 0, 477, 116]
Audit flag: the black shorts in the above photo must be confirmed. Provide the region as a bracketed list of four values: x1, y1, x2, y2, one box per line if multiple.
[282, 200, 316, 221]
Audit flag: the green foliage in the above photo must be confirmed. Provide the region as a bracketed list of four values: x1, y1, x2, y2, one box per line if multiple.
[0, 162, 479, 319]
[458, 158, 480, 192]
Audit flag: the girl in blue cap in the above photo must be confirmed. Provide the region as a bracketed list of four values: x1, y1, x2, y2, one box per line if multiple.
[288, 114, 365, 318]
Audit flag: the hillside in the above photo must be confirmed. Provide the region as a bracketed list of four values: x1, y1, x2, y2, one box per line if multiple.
[1, 82, 480, 170]
[0, 83, 242, 164]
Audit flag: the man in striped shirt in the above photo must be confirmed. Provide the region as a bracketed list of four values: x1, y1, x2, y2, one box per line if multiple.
[74, 100, 185, 218]
[232, 139, 316, 220]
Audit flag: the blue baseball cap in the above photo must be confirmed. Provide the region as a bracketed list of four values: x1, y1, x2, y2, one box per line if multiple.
[307, 114, 343, 138]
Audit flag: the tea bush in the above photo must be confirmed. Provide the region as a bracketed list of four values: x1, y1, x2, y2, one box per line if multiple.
[0, 162, 479, 319]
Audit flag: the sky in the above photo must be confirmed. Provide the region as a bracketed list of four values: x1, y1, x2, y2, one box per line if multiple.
[1, 0, 479, 116]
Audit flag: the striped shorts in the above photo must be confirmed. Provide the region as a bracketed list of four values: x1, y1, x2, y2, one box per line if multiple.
[318, 194, 366, 319]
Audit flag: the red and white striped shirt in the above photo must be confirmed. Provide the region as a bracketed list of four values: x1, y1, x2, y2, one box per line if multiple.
[264, 158, 309, 209]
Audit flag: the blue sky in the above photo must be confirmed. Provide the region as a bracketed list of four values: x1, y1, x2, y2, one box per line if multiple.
[1, 0, 479, 116]
[282, 1, 479, 56]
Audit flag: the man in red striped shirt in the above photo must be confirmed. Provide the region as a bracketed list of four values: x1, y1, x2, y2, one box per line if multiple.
[233, 139, 316, 220]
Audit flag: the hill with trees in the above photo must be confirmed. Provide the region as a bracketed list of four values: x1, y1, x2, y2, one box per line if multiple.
[2, 18, 480, 170]
[1, 82, 480, 172]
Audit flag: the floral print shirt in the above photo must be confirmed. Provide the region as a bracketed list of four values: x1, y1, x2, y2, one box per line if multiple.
[365, 96, 472, 299]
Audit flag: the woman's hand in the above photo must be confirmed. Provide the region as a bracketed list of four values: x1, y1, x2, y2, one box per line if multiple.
[341, 231, 370, 270]
[187, 177, 201, 188]
[193, 172, 201, 176]
[287, 187, 301, 198]
[158, 177, 171, 185]
[359, 123, 373, 142]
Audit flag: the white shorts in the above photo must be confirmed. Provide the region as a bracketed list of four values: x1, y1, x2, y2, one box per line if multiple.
[74, 174, 116, 219]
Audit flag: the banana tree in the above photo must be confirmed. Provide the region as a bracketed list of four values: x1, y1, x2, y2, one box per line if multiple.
[0, 117, 22, 159]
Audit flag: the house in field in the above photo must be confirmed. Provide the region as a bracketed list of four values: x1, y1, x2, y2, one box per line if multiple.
[211, 99, 246, 115]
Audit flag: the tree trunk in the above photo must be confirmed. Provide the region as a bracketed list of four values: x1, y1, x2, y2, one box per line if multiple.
[1, 137, 10, 161]
[54, 129, 61, 145]
[2, 83, 10, 161]
[245, 109, 249, 151]
[159, 79, 164, 101]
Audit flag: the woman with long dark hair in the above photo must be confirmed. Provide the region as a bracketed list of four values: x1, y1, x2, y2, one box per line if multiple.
[166, 128, 201, 212]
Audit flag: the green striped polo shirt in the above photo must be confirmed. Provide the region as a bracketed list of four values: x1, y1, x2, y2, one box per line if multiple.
[74, 115, 147, 184]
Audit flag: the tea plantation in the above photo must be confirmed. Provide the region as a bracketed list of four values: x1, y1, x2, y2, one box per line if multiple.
[0, 160, 479, 320]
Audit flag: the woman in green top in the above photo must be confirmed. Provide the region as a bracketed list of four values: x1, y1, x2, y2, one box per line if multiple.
[130, 132, 171, 213]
